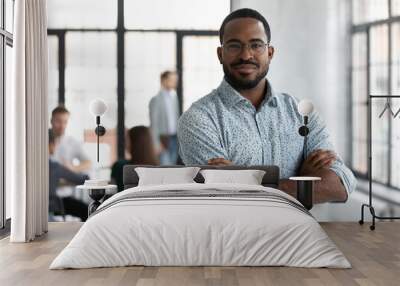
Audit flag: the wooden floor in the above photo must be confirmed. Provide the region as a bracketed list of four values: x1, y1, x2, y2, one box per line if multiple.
[0, 222, 399, 286]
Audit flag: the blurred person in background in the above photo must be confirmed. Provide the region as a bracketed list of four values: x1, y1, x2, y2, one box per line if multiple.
[149, 71, 180, 165]
[49, 129, 89, 222]
[51, 105, 91, 173]
[111, 126, 159, 192]
[50, 105, 91, 198]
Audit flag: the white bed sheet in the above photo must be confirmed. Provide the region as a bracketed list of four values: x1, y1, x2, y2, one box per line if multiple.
[50, 183, 350, 269]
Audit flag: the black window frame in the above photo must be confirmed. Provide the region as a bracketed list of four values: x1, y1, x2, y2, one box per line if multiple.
[0, 0, 14, 233]
[47, 0, 229, 160]
[351, 0, 400, 190]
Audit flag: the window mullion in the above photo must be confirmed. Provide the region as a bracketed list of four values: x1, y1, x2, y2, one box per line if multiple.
[0, 35, 4, 229]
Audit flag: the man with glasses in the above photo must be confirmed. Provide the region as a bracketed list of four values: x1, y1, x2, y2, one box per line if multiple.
[177, 8, 356, 203]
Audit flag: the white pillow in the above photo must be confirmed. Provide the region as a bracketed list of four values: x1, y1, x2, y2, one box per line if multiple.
[200, 169, 266, 185]
[135, 167, 201, 186]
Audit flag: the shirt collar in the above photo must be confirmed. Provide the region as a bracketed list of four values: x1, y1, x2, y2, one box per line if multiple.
[217, 78, 278, 109]
[261, 82, 278, 108]
[160, 89, 176, 96]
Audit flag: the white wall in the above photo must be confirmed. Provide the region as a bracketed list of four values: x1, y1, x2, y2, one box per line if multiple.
[232, 0, 352, 163]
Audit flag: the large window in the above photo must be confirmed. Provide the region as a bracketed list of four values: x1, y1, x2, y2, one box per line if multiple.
[183, 36, 223, 111]
[352, 0, 389, 24]
[1, 0, 14, 229]
[124, 32, 176, 127]
[65, 31, 117, 169]
[391, 22, 400, 187]
[47, 0, 117, 29]
[124, 0, 228, 30]
[351, 33, 368, 175]
[351, 0, 400, 189]
[47, 0, 230, 173]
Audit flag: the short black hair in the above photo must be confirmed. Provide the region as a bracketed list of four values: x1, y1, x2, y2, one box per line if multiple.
[160, 70, 177, 81]
[219, 8, 271, 44]
[51, 105, 69, 118]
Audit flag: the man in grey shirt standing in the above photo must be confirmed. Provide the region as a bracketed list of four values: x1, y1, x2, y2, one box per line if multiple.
[177, 8, 356, 203]
[149, 71, 180, 165]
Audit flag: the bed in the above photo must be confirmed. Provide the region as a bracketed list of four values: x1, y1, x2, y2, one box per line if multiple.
[50, 165, 350, 269]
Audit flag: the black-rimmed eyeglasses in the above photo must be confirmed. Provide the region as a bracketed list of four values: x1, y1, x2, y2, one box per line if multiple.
[222, 41, 269, 56]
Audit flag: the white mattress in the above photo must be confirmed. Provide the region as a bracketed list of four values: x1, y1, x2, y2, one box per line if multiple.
[50, 183, 351, 269]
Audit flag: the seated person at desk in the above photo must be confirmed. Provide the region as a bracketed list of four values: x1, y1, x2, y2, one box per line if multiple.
[50, 105, 92, 204]
[177, 8, 356, 203]
[111, 126, 159, 192]
[49, 129, 89, 222]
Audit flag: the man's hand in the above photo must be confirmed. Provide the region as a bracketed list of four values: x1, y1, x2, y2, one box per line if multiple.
[61, 159, 75, 172]
[159, 135, 170, 150]
[61, 159, 91, 173]
[299, 149, 336, 176]
[279, 149, 348, 203]
[208, 158, 232, 166]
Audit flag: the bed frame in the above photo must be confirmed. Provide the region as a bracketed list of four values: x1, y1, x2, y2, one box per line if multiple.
[86, 165, 313, 216]
[123, 165, 280, 189]
[122, 165, 315, 210]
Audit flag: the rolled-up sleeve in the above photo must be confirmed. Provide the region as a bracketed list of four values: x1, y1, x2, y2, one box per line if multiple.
[329, 160, 357, 198]
[177, 107, 228, 165]
[306, 110, 357, 197]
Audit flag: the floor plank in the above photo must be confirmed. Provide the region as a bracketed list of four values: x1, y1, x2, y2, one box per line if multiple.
[0, 222, 399, 286]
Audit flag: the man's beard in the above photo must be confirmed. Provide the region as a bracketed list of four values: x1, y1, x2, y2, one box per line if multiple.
[223, 63, 268, 91]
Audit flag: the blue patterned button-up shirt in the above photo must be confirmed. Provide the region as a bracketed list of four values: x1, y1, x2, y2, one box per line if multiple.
[177, 79, 356, 195]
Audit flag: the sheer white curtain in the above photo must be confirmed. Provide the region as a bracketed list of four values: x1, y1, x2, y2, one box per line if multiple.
[7, 0, 48, 242]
